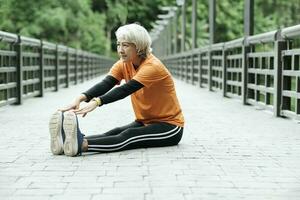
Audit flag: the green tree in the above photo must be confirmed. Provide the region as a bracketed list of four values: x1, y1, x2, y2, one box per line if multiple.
[92, 0, 128, 56]
[92, 0, 174, 55]
[2, 0, 300, 55]
[0, 0, 108, 54]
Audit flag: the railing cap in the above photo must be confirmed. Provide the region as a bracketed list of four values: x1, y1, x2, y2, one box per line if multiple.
[42, 41, 56, 50]
[199, 45, 210, 52]
[246, 30, 278, 44]
[281, 24, 300, 39]
[20, 35, 41, 46]
[68, 47, 77, 54]
[224, 38, 244, 49]
[57, 44, 68, 52]
[0, 30, 18, 43]
[210, 42, 225, 51]
[183, 49, 194, 56]
[192, 47, 202, 52]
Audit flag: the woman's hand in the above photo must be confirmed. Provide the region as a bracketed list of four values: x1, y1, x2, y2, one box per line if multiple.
[73, 100, 98, 117]
[59, 94, 87, 112]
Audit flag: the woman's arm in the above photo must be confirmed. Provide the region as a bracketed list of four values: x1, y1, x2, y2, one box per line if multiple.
[73, 79, 144, 117]
[59, 75, 118, 112]
[99, 79, 144, 105]
[82, 75, 119, 102]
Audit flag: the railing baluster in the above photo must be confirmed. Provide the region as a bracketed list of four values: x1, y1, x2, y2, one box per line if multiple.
[198, 52, 202, 88]
[75, 50, 78, 85]
[16, 35, 23, 105]
[208, 48, 212, 91]
[222, 48, 226, 97]
[66, 48, 69, 88]
[242, 40, 249, 105]
[274, 35, 287, 117]
[55, 45, 59, 92]
[39, 40, 44, 97]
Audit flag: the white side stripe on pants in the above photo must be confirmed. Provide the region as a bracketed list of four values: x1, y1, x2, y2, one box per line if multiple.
[88, 126, 182, 152]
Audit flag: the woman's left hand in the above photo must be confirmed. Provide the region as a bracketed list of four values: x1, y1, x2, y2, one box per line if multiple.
[73, 100, 98, 117]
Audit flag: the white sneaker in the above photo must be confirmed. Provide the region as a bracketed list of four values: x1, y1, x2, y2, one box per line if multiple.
[49, 111, 65, 155]
[63, 111, 85, 156]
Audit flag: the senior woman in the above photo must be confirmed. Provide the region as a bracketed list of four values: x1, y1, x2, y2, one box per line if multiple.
[49, 23, 184, 156]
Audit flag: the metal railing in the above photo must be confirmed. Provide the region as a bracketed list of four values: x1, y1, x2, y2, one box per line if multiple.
[161, 24, 300, 121]
[0, 30, 114, 107]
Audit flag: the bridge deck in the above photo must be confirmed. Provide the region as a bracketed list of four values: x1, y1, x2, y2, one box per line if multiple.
[0, 76, 299, 200]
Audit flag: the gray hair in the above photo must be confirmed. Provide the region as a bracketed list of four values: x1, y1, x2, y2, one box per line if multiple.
[115, 23, 152, 58]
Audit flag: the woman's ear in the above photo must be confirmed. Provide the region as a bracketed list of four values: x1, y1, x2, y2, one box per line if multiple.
[137, 50, 146, 58]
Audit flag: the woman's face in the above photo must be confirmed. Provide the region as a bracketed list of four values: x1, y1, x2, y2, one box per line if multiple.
[117, 41, 138, 63]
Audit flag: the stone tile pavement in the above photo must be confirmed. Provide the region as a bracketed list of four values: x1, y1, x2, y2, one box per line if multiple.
[0, 75, 300, 200]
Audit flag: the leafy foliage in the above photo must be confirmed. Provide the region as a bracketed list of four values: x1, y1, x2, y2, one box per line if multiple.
[179, 0, 300, 46]
[0, 0, 107, 54]
[1, 0, 300, 55]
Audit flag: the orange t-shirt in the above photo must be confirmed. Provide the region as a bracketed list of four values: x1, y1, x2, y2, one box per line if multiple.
[109, 54, 184, 127]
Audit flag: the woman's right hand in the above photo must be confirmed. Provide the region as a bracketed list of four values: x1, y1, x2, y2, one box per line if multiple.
[58, 94, 87, 112]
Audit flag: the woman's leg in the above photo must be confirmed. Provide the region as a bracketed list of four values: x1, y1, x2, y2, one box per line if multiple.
[85, 121, 143, 139]
[86, 122, 183, 152]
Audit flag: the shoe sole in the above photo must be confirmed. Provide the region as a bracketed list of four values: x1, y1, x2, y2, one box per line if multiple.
[49, 111, 64, 155]
[63, 111, 78, 156]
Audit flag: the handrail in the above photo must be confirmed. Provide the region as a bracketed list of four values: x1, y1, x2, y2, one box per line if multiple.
[42, 41, 56, 50]
[210, 42, 225, 51]
[281, 24, 300, 39]
[158, 24, 300, 121]
[224, 38, 244, 49]
[246, 30, 278, 44]
[20, 35, 41, 46]
[0, 30, 18, 43]
[0, 30, 114, 107]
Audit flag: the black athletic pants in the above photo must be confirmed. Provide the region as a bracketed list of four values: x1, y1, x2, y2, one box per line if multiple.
[85, 121, 183, 152]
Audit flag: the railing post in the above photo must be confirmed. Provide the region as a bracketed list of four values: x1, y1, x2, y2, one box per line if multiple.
[274, 32, 286, 117]
[209, 0, 216, 44]
[208, 49, 212, 91]
[191, 53, 195, 85]
[175, 57, 180, 78]
[181, 1, 186, 52]
[166, 22, 172, 55]
[244, 0, 254, 36]
[222, 48, 227, 97]
[90, 55, 92, 79]
[192, 0, 197, 49]
[181, 57, 184, 80]
[87, 54, 90, 80]
[164, 28, 168, 56]
[66, 48, 70, 88]
[185, 56, 188, 82]
[242, 40, 250, 105]
[81, 53, 84, 83]
[198, 52, 202, 88]
[91, 55, 94, 78]
[39, 40, 44, 97]
[173, 10, 178, 54]
[99, 56, 102, 75]
[209, 0, 216, 91]
[91, 56, 94, 78]
[242, 0, 254, 105]
[75, 50, 78, 85]
[55, 45, 59, 91]
[94, 56, 97, 77]
[177, 58, 180, 77]
[16, 35, 23, 105]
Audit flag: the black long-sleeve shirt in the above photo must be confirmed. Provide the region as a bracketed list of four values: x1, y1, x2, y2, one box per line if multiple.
[82, 75, 144, 106]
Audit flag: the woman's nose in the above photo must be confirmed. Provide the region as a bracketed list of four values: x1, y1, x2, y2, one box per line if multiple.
[118, 46, 124, 53]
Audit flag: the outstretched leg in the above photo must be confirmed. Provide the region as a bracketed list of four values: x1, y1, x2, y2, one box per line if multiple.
[86, 122, 183, 152]
[85, 121, 143, 139]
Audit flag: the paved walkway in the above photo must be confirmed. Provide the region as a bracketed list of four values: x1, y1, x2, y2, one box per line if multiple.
[0, 75, 300, 200]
